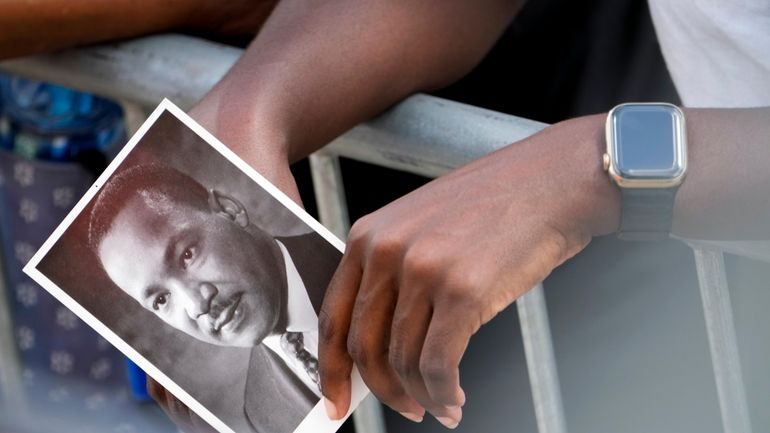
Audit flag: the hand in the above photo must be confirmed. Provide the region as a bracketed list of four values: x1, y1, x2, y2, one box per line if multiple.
[148, 377, 217, 433]
[318, 114, 620, 428]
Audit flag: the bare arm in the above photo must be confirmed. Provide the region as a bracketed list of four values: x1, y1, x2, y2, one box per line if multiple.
[673, 107, 770, 240]
[191, 0, 524, 201]
[0, 0, 275, 59]
[318, 105, 770, 428]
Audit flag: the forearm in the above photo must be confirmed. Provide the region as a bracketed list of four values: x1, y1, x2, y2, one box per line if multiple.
[194, 0, 523, 164]
[672, 107, 770, 240]
[0, 0, 274, 59]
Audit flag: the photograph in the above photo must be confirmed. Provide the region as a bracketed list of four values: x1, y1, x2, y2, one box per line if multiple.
[22, 100, 368, 433]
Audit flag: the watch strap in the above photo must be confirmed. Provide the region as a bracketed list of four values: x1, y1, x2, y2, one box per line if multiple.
[618, 187, 678, 241]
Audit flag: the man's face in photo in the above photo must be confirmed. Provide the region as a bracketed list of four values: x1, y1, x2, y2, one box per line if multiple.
[98, 189, 284, 347]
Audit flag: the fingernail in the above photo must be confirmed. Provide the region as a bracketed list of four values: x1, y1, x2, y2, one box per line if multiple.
[324, 398, 339, 420]
[399, 412, 424, 423]
[435, 416, 459, 429]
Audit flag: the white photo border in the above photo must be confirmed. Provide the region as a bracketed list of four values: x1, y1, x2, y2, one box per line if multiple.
[23, 99, 368, 433]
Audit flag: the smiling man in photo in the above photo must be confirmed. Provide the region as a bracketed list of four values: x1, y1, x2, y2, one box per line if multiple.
[88, 163, 341, 433]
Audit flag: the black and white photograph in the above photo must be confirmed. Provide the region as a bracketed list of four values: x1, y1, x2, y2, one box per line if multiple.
[23, 100, 368, 433]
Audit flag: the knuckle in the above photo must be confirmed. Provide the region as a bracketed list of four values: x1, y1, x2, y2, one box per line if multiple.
[443, 270, 485, 307]
[318, 308, 340, 345]
[368, 231, 404, 265]
[402, 244, 442, 281]
[388, 321, 411, 375]
[388, 346, 410, 377]
[348, 216, 372, 244]
[346, 334, 368, 367]
[419, 353, 454, 383]
[445, 284, 482, 311]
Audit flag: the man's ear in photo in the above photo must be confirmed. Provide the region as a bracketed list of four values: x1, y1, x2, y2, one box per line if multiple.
[208, 189, 249, 228]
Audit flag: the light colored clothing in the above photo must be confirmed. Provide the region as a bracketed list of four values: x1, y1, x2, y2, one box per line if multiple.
[649, 0, 770, 108]
[649, 0, 770, 259]
[262, 240, 322, 397]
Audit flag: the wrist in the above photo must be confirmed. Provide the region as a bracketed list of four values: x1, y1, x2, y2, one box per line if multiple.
[190, 87, 292, 165]
[558, 114, 621, 237]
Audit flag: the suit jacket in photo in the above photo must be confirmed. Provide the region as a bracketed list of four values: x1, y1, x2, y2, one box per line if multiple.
[243, 232, 342, 433]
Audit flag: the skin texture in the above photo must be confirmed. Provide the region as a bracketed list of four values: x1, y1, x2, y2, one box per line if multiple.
[98, 189, 286, 348]
[188, 0, 524, 199]
[20, 0, 763, 429]
[157, 0, 770, 428]
[0, 0, 276, 60]
[318, 106, 770, 427]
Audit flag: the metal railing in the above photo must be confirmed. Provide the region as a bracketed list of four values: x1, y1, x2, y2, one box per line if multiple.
[0, 34, 755, 433]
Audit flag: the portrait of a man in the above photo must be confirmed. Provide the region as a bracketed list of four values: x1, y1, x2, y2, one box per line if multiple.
[27, 105, 358, 433]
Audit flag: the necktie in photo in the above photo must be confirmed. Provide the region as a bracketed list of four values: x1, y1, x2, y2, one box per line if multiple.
[281, 332, 320, 392]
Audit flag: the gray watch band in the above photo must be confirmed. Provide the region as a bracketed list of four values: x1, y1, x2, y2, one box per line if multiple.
[618, 187, 678, 241]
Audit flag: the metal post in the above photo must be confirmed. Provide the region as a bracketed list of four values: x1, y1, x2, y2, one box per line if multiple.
[692, 247, 753, 433]
[309, 151, 388, 433]
[309, 152, 351, 239]
[517, 285, 568, 433]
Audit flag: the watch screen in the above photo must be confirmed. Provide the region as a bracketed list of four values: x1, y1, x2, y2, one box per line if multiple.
[611, 104, 683, 178]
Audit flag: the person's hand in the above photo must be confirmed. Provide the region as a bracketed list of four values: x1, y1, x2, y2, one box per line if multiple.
[147, 378, 218, 433]
[318, 114, 621, 428]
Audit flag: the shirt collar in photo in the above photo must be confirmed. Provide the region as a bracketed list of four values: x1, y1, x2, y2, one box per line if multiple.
[275, 239, 318, 333]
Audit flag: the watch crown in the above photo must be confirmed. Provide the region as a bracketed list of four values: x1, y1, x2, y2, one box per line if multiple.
[602, 153, 610, 171]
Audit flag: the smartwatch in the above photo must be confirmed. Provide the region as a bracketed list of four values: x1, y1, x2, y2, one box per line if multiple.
[603, 103, 687, 241]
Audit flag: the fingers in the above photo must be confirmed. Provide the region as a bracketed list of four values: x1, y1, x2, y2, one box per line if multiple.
[153, 384, 195, 432]
[346, 268, 425, 422]
[190, 410, 219, 433]
[318, 248, 363, 420]
[389, 292, 462, 428]
[147, 377, 164, 401]
[148, 377, 215, 433]
[420, 300, 472, 409]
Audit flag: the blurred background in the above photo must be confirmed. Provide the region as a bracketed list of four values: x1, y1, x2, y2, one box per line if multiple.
[0, 76, 178, 432]
[1, 0, 768, 432]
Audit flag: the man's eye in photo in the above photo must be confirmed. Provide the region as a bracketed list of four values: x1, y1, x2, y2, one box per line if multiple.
[181, 247, 195, 268]
[153, 293, 169, 311]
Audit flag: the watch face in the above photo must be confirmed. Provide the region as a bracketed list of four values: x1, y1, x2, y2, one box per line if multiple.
[608, 103, 686, 184]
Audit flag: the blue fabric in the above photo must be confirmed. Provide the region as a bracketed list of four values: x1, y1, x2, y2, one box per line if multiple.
[0, 75, 155, 425]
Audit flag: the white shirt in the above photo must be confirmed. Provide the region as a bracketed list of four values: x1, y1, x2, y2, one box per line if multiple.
[649, 0, 770, 260]
[262, 240, 322, 397]
[648, 0, 770, 108]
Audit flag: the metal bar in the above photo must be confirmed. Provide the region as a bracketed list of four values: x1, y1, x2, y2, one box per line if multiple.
[326, 94, 546, 178]
[1, 35, 241, 110]
[517, 285, 568, 433]
[692, 247, 753, 433]
[2, 35, 546, 177]
[309, 152, 386, 433]
[309, 153, 351, 239]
